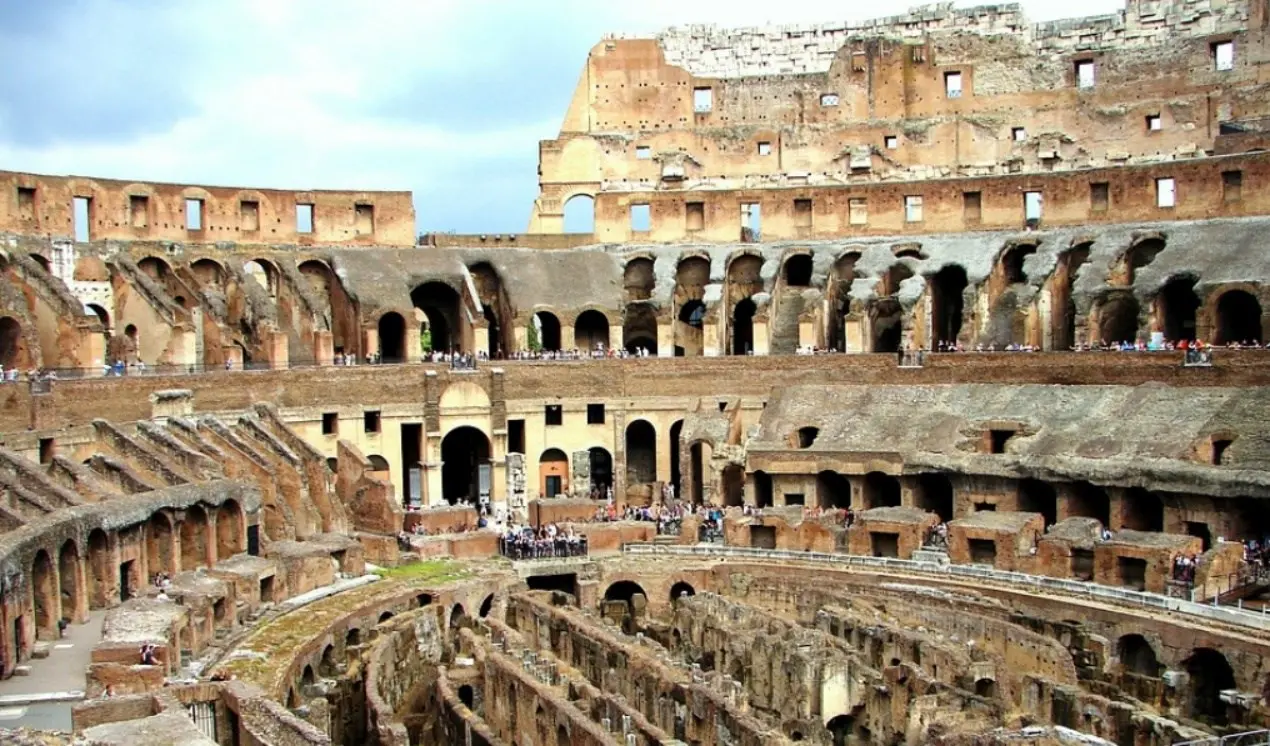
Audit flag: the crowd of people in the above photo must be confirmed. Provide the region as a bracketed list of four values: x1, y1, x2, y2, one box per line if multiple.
[499, 523, 588, 559]
[507, 343, 654, 361]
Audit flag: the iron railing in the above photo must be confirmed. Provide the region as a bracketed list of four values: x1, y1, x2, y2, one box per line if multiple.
[1174, 730, 1270, 746]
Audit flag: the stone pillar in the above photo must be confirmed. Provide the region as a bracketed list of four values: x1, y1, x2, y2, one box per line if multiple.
[223, 344, 244, 371]
[843, 315, 864, 353]
[752, 314, 771, 356]
[703, 321, 722, 357]
[265, 330, 289, 369]
[798, 318, 816, 351]
[609, 323, 623, 354]
[313, 330, 334, 366]
[657, 320, 675, 357]
[571, 449, 592, 498]
[505, 453, 527, 520]
[472, 320, 490, 358]
[362, 327, 379, 363]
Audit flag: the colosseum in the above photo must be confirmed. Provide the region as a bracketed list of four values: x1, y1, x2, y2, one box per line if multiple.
[0, 0, 1269, 744]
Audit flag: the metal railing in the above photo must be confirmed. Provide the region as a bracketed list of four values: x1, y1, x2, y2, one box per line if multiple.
[498, 536, 588, 560]
[621, 544, 1270, 633]
[1174, 730, 1270, 746]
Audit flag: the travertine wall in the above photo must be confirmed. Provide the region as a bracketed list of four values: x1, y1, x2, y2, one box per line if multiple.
[0, 170, 416, 247]
[531, 0, 1270, 236]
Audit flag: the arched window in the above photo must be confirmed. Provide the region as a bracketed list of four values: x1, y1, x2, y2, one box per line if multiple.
[563, 195, 595, 234]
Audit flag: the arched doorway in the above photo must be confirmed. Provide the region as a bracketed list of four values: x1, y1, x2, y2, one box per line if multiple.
[863, 472, 901, 508]
[625, 420, 657, 486]
[411, 282, 461, 353]
[732, 298, 756, 355]
[588, 447, 613, 495]
[440, 427, 491, 505]
[1125, 238, 1165, 286]
[602, 580, 648, 627]
[783, 255, 813, 287]
[669, 420, 684, 499]
[676, 301, 706, 357]
[532, 311, 561, 352]
[1052, 244, 1090, 351]
[869, 299, 903, 353]
[1185, 648, 1236, 723]
[539, 448, 569, 498]
[622, 303, 658, 355]
[0, 317, 24, 368]
[58, 540, 82, 624]
[1097, 294, 1140, 345]
[563, 195, 595, 234]
[377, 312, 406, 362]
[87, 529, 111, 609]
[31, 549, 56, 640]
[826, 714, 856, 746]
[930, 265, 967, 347]
[1214, 290, 1262, 344]
[1117, 634, 1159, 677]
[574, 310, 610, 352]
[999, 243, 1037, 285]
[623, 258, 655, 302]
[469, 262, 511, 357]
[181, 505, 209, 571]
[669, 581, 695, 601]
[217, 499, 244, 557]
[243, 259, 277, 298]
[1158, 277, 1199, 342]
[147, 513, 175, 578]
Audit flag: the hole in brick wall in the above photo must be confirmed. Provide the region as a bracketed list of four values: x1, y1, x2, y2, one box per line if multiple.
[545, 405, 563, 426]
[1222, 170, 1242, 202]
[586, 403, 605, 425]
[784, 254, 813, 286]
[1075, 60, 1095, 88]
[129, 195, 148, 228]
[296, 203, 314, 233]
[963, 191, 982, 221]
[974, 502, 996, 512]
[871, 532, 900, 557]
[1156, 178, 1176, 208]
[184, 198, 203, 231]
[685, 202, 704, 231]
[1071, 549, 1095, 581]
[1213, 40, 1234, 70]
[240, 200, 260, 231]
[750, 525, 777, 549]
[1117, 557, 1147, 591]
[17, 187, 35, 221]
[363, 410, 381, 434]
[355, 204, 374, 235]
[563, 194, 594, 234]
[1186, 521, 1213, 550]
[1212, 438, 1233, 465]
[322, 412, 338, 435]
[968, 539, 997, 565]
[785, 493, 805, 506]
[988, 429, 1015, 454]
[1090, 182, 1110, 212]
[796, 426, 818, 448]
[73, 196, 91, 242]
[630, 203, 651, 232]
[793, 198, 813, 229]
[38, 438, 54, 465]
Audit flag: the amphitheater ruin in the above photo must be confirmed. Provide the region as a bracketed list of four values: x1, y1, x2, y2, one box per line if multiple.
[1, 0, 1269, 743]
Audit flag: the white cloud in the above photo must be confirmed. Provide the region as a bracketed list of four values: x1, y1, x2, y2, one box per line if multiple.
[1, 0, 1126, 232]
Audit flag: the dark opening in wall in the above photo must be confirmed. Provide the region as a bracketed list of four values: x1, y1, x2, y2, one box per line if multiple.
[322, 412, 338, 435]
[968, 539, 997, 565]
[38, 438, 54, 465]
[586, 403, 605, 424]
[963, 191, 982, 221]
[1186, 521, 1213, 550]
[796, 426, 818, 448]
[988, 429, 1014, 454]
[785, 493, 805, 506]
[1090, 182, 1109, 212]
[750, 525, 777, 549]
[1213, 438, 1233, 465]
[685, 201, 705, 232]
[974, 502, 996, 512]
[871, 532, 900, 557]
[793, 199, 813, 229]
[129, 195, 149, 228]
[363, 410, 381, 434]
[545, 405, 563, 426]
[1118, 557, 1147, 590]
[1071, 549, 1094, 581]
[527, 573, 577, 596]
[296, 203, 314, 234]
[17, 187, 35, 222]
[508, 419, 525, 453]
[784, 254, 813, 286]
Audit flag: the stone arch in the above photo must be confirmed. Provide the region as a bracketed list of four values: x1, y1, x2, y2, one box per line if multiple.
[468, 262, 513, 356]
[625, 420, 657, 486]
[1124, 237, 1166, 286]
[0, 316, 26, 368]
[623, 257, 655, 301]
[676, 300, 706, 357]
[377, 312, 407, 361]
[588, 447, 613, 492]
[795, 426, 819, 448]
[532, 310, 562, 352]
[85, 303, 111, 330]
[574, 309, 610, 351]
[441, 427, 492, 504]
[411, 282, 462, 354]
[189, 258, 225, 287]
[58, 539, 82, 624]
[1117, 634, 1159, 677]
[450, 602, 469, 629]
[147, 512, 175, 578]
[243, 259, 277, 297]
[783, 253, 813, 287]
[930, 265, 968, 347]
[863, 472, 901, 509]
[181, 504, 209, 571]
[319, 644, 337, 677]
[87, 528, 112, 609]
[1096, 293, 1140, 345]
[1185, 647, 1236, 723]
[732, 297, 757, 355]
[539, 448, 569, 497]
[1158, 276, 1200, 343]
[479, 594, 494, 618]
[817, 471, 851, 509]
[563, 194, 595, 233]
[623, 302, 658, 355]
[669, 582, 696, 605]
[825, 714, 857, 746]
[1214, 289, 1262, 344]
[31, 549, 57, 640]
[137, 256, 174, 283]
[217, 499, 244, 558]
[603, 580, 647, 619]
[985, 290, 1029, 348]
[29, 253, 51, 273]
[1052, 243, 1091, 350]
[345, 628, 362, 648]
[998, 242, 1038, 285]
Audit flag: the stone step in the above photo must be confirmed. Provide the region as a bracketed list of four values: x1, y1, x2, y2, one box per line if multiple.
[12, 666, 31, 676]
[30, 643, 50, 660]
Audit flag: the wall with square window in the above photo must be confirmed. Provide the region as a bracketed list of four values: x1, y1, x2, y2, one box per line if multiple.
[630, 203, 651, 232]
[1156, 178, 1176, 208]
[586, 403, 605, 424]
[545, 405, 563, 426]
[904, 196, 923, 223]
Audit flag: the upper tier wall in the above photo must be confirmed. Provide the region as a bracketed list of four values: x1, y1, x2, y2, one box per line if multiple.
[0, 170, 417, 247]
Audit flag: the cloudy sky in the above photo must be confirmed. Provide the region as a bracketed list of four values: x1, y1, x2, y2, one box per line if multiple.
[0, 0, 1122, 234]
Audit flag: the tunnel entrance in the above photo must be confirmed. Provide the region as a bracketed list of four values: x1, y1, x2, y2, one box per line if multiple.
[440, 427, 491, 505]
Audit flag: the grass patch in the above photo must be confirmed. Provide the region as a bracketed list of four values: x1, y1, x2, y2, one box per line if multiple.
[372, 558, 467, 582]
